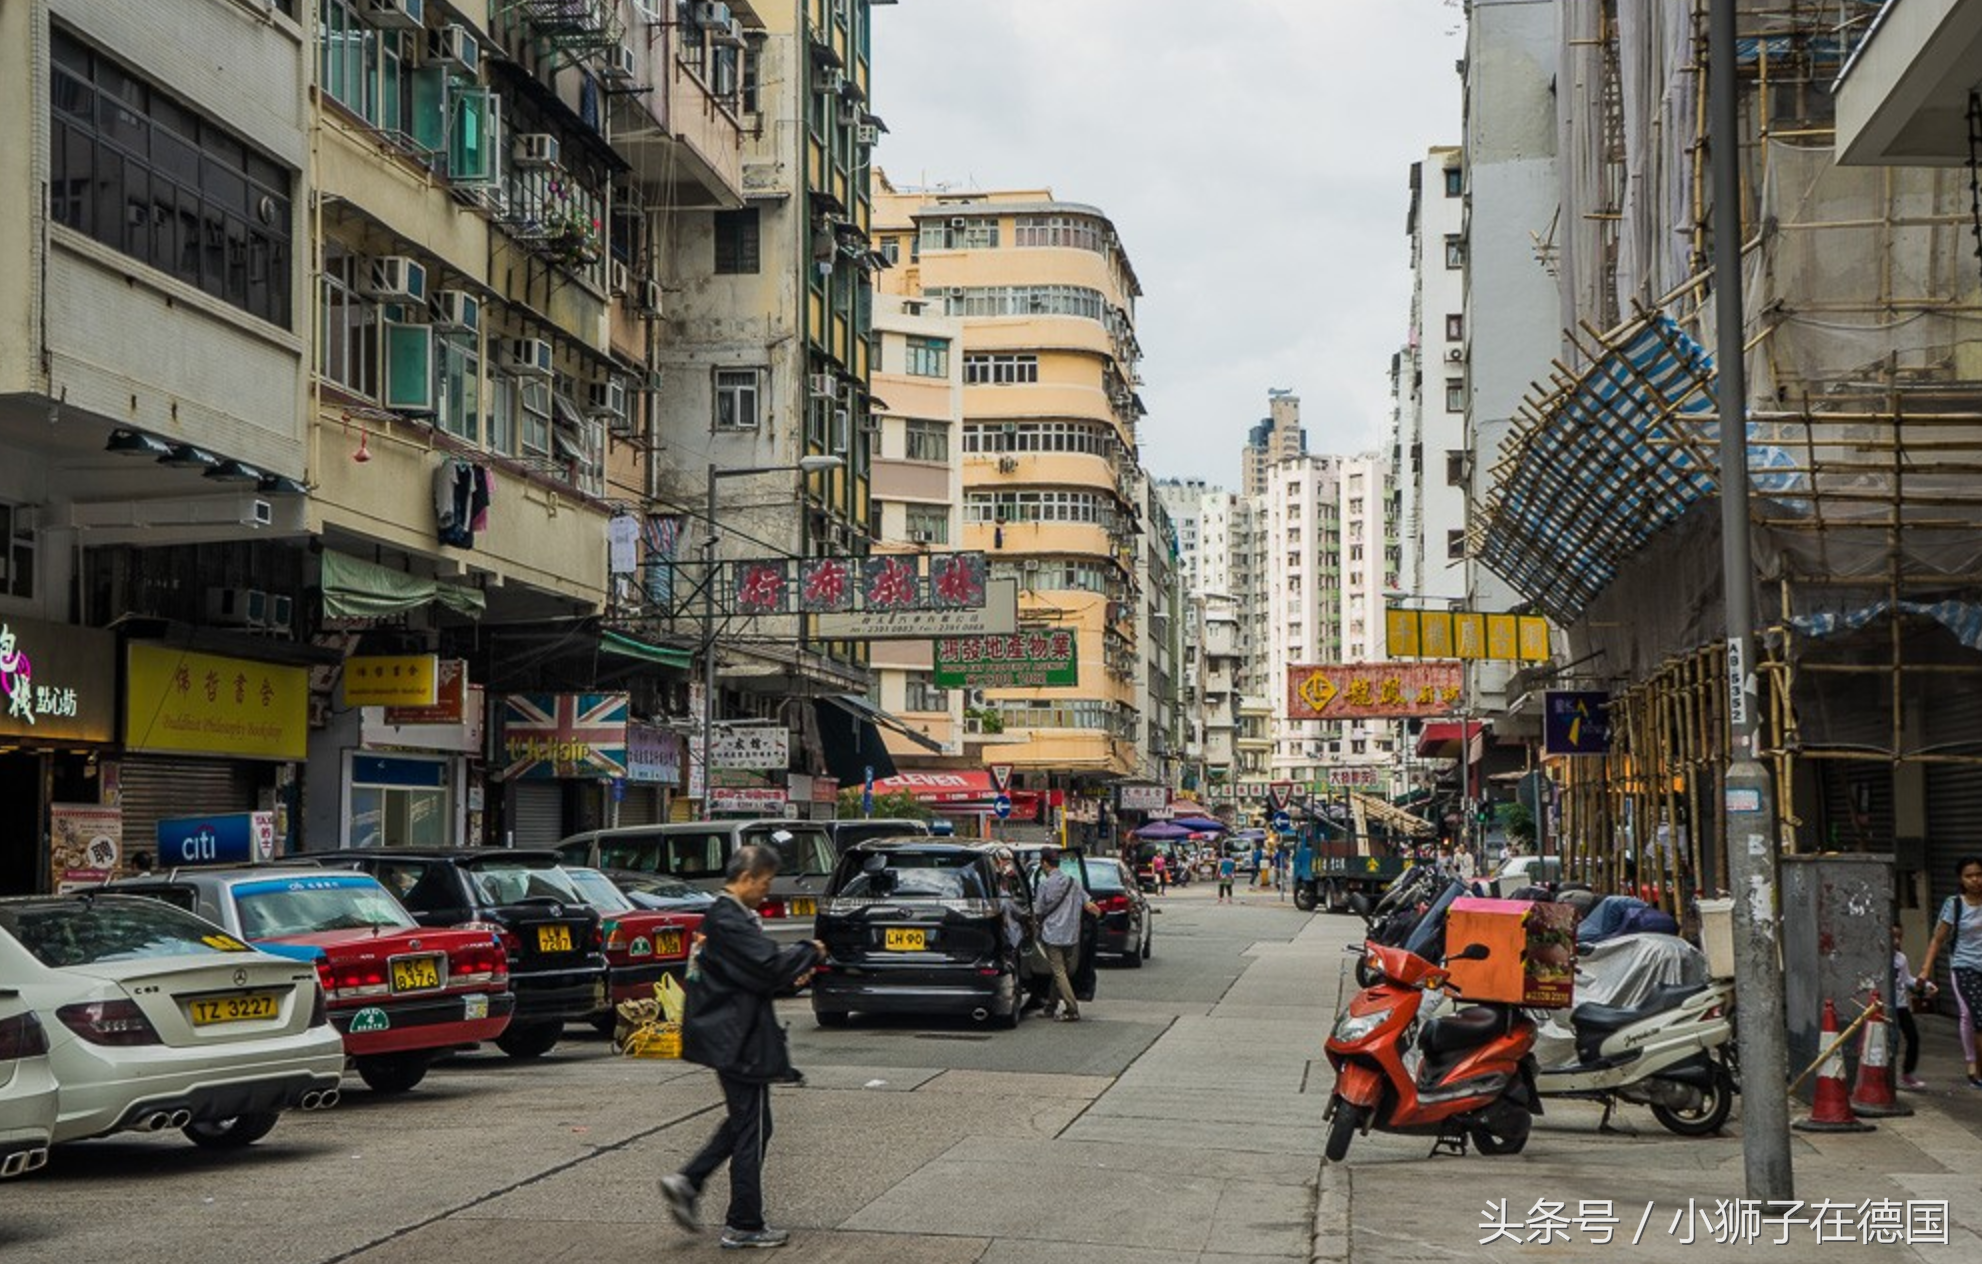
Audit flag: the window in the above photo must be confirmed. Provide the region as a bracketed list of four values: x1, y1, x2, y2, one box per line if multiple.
[1445, 379, 1467, 413]
[939, 286, 1107, 322]
[714, 368, 762, 429]
[904, 420, 949, 463]
[1444, 234, 1465, 269]
[904, 673, 949, 713]
[962, 353, 1038, 385]
[918, 216, 1000, 251]
[1443, 166, 1463, 197]
[1013, 215, 1107, 252]
[880, 236, 900, 265]
[50, 29, 294, 326]
[1446, 449, 1469, 487]
[435, 331, 480, 441]
[964, 489, 1113, 526]
[904, 336, 949, 378]
[904, 505, 949, 544]
[1447, 530, 1467, 560]
[487, 374, 517, 456]
[962, 420, 1112, 457]
[318, 247, 378, 396]
[1445, 313, 1465, 342]
[519, 378, 553, 456]
[714, 208, 760, 274]
[348, 756, 450, 851]
[0, 503, 36, 600]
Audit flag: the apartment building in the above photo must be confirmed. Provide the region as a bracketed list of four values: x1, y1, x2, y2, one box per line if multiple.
[1242, 390, 1307, 498]
[873, 176, 1152, 782]
[1395, 145, 1469, 605]
[1264, 451, 1343, 781]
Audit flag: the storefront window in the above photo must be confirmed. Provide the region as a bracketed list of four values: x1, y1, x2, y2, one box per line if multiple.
[348, 755, 449, 849]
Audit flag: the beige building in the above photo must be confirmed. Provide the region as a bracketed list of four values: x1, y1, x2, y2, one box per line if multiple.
[1242, 390, 1306, 497]
[874, 176, 1150, 782]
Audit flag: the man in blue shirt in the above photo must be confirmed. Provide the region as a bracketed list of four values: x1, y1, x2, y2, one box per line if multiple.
[1217, 853, 1237, 903]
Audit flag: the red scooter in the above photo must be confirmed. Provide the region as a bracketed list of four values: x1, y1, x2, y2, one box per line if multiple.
[1323, 936, 1541, 1161]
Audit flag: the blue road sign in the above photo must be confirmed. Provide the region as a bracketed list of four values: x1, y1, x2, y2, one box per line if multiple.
[1272, 811, 1292, 832]
[994, 794, 1013, 820]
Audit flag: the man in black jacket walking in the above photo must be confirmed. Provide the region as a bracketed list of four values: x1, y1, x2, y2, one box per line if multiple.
[659, 844, 823, 1249]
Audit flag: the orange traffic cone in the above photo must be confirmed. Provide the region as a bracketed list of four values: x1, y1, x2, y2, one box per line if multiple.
[1794, 999, 1875, 1133]
[1848, 995, 1913, 1118]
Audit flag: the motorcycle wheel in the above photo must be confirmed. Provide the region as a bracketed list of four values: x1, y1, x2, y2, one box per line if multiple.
[1470, 1108, 1531, 1155]
[1325, 1099, 1368, 1163]
[1650, 1063, 1736, 1137]
[1293, 884, 1318, 912]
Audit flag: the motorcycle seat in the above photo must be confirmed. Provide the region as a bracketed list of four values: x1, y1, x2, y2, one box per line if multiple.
[1419, 1005, 1514, 1054]
[1571, 982, 1707, 1036]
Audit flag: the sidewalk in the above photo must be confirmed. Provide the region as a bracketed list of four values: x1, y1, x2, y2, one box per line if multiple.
[1313, 991, 1982, 1263]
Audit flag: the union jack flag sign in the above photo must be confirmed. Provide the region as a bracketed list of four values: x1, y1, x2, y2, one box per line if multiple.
[501, 693, 629, 780]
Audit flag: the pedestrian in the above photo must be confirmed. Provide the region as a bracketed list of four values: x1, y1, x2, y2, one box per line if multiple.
[1455, 846, 1477, 889]
[1152, 851, 1169, 895]
[1251, 841, 1265, 887]
[1032, 847, 1097, 1021]
[1893, 922, 1931, 1091]
[659, 844, 824, 1249]
[1217, 852, 1236, 903]
[1916, 855, 1982, 1088]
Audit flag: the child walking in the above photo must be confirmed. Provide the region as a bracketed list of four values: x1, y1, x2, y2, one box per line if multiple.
[1893, 923, 1930, 1091]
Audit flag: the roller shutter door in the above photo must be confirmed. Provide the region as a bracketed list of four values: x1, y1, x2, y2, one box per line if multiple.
[509, 781, 564, 847]
[118, 757, 259, 860]
[617, 785, 664, 828]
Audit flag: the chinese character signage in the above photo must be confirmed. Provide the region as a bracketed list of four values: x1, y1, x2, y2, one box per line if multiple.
[50, 803, 122, 892]
[626, 724, 683, 785]
[342, 654, 439, 708]
[1117, 784, 1169, 812]
[934, 628, 1079, 689]
[798, 558, 855, 612]
[385, 659, 467, 724]
[863, 556, 922, 609]
[1385, 607, 1551, 663]
[927, 553, 987, 608]
[709, 786, 790, 814]
[500, 693, 629, 780]
[733, 560, 791, 614]
[710, 725, 790, 771]
[1286, 662, 1464, 721]
[125, 644, 309, 761]
[1543, 690, 1612, 756]
[0, 617, 117, 743]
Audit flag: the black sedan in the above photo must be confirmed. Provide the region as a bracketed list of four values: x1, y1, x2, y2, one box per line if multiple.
[1084, 856, 1153, 965]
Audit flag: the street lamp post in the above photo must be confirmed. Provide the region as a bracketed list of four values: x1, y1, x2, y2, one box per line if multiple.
[699, 455, 845, 810]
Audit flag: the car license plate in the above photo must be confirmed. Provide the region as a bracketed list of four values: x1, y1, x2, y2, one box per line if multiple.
[883, 928, 925, 951]
[463, 994, 489, 1021]
[390, 955, 442, 993]
[189, 992, 280, 1026]
[537, 924, 573, 953]
[790, 898, 817, 917]
[655, 929, 685, 957]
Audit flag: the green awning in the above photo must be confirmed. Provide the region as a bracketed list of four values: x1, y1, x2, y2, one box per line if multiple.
[321, 551, 487, 619]
[600, 630, 693, 670]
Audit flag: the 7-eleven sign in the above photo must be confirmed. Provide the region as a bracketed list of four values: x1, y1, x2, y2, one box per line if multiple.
[988, 764, 1015, 794]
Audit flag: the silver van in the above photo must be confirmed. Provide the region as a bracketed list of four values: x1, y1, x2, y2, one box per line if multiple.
[555, 819, 837, 944]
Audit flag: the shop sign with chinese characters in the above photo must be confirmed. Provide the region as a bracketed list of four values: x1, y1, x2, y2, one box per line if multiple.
[384, 660, 467, 724]
[1386, 607, 1551, 663]
[0, 617, 118, 743]
[727, 552, 989, 615]
[1285, 662, 1464, 721]
[125, 644, 309, 761]
[342, 654, 439, 708]
[710, 725, 790, 771]
[933, 628, 1078, 689]
[50, 803, 122, 892]
[626, 724, 684, 785]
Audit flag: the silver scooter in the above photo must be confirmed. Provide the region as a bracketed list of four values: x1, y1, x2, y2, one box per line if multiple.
[1534, 978, 1739, 1136]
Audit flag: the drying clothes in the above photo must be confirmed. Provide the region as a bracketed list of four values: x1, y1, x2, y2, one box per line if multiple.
[434, 457, 488, 549]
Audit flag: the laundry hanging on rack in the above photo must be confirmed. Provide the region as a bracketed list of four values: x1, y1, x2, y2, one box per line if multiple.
[435, 457, 493, 549]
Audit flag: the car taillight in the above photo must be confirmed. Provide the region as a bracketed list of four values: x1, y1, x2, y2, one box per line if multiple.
[602, 918, 624, 951]
[308, 982, 329, 1028]
[316, 959, 389, 1000]
[586, 922, 605, 954]
[451, 941, 509, 987]
[1097, 894, 1131, 914]
[0, 1010, 49, 1059]
[460, 920, 521, 958]
[56, 1000, 162, 1047]
[759, 900, 787, 920]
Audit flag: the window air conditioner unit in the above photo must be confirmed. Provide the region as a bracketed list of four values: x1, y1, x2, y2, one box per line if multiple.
[711, 19, 746, 48]
[604, 43, 638, 83]
[1445, 348, 1465, 362]
[432, 289, 480, 333]
[858, 414, 881, 433]
[910, 530, 935, 544]
[947, 287, 967, 298]
[949, 216, 968, 229]
[206, 587, 269, 628]
[638, 279, 663, 316]
[633, 368, 666, 394]
[610, 260, 630, 296]
[1022, 558, 1041, 573]
[808, 373, 837, 399]
[364, 0, 424, 31]
[856, 123, 880, 147]
[821, 69, 846, 95]
[587, 378, 627, 420]
[514, 134, 560, 168]
[506, 337, 554, 378]
[427, 24, 479, 74]
[361, 256, 427, 303]
[997, 457, 1019, 474]
[695, 1, 733, 28]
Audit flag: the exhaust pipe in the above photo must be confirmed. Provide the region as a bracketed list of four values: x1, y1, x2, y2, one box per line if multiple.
[167, 1110, 192, 1129]
[138, 1111, 173, 1132]
[299, 1092, 320, 1111]
[0, 1152, 24, 1178]
[24, 1148, 47, 1173]
[971, 1008, 989, 1022]
[318, 1089, 340, 1110]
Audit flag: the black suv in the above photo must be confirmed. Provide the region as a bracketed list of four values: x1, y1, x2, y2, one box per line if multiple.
[812, 841, 1030, 1029]
[315, 848, 605, 1060]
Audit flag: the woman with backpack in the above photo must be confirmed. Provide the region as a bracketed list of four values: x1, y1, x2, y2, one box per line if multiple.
[1916, 856, 1982, 1088]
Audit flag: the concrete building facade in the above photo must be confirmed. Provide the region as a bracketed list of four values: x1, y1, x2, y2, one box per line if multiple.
[1395, 145, 1471, 605]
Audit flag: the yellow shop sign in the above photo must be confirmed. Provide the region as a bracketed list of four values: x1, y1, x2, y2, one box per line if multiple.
[342, 654, 439, 708]
[125, 644, 308, 761]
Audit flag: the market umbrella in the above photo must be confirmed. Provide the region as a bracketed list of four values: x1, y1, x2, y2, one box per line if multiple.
[1130, 821, 1191, 840]
[1170, 815, 1228, 833]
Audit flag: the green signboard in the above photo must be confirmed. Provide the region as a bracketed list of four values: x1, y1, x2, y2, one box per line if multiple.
[934, 629, 1078, 689]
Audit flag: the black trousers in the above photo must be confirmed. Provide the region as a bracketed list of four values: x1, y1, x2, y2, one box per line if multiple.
[683, 1074, 773, 1232]
[1896, 1007, 1920, 1075]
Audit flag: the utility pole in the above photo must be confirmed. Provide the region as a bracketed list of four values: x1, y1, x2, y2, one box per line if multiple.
[1709, 0, 1793, 1205]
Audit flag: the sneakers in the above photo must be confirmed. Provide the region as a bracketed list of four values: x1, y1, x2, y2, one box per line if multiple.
[1899, 1074, 1929, 1091]
[657, 1174, 700, 1232]
[1057, 1011, 1081, 1022]
[721, 1227, 791, 1250]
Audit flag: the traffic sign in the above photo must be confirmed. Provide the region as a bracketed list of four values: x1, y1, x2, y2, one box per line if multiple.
[988, 763, 1014, 794]
[994, 794, 1013, 820]
[1272, 811, 1292, 832]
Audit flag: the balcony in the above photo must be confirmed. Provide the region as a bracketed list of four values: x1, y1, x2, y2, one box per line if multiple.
[611, 26, 748, 208]
[1836, 0, 1982, 166]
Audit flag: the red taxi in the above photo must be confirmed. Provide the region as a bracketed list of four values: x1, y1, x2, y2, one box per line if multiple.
[111, 867, 514, 1093]
[562, 867, 701, 1026]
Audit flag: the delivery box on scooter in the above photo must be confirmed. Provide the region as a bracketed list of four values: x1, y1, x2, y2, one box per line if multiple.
[1444, 897, 1577, 1008]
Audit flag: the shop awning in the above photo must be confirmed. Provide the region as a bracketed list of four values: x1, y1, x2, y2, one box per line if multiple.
[321, 550, 487, 619]
[811, 699, 898, 786]
[821, 695, 945, 754]
[599, 629, 693, 670]
[1416, 722, 1465, 758]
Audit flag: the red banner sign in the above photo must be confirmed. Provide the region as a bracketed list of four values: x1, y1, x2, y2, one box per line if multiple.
[1286, 662, 1464, 721]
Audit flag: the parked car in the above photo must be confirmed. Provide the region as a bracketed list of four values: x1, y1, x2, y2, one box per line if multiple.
[554, 820, 838, 944]
[1084, 857, 1153, 966]
[316, 848, 606, 1061]
[0, 987, 55, 1178]
[1489, 854, 1562, 897]
[108, 866, 515, 1094]
[603, 871, 717, 914]
[559, 867, 702, 1029]
[812, 840, 1031, 1029]
[828, 818, 932, 855]
[0, 894, 344, 1150]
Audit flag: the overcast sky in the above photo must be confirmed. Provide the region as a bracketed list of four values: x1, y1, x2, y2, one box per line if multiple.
[871, 0, 1465, 489]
